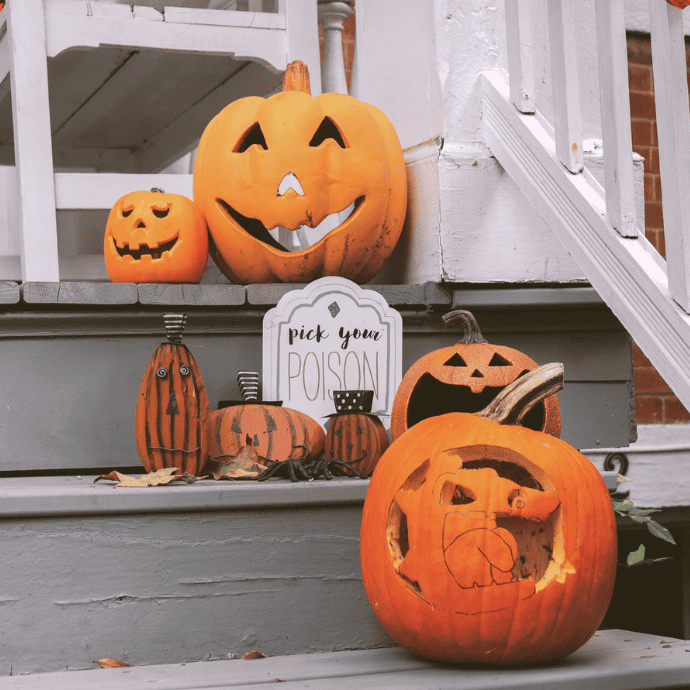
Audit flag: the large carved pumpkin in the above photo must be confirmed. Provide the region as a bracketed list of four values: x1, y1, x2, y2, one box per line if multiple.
[361, 364, 617, 665]
[104, 188, 208, 284]
[135, 314, 210, 476]
[390, 310, 561, 441]
[193, 60, 407, 284]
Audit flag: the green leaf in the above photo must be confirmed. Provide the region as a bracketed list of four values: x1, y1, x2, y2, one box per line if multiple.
[647, 520, 677, 545]
[628, 507, 661, 518]
[627, 544, 645, 566]
[628, 514, 652, 524]
[613, 500, 634, 512]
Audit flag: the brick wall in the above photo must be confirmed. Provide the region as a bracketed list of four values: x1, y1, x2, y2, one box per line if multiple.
[628, 34, 690, 423]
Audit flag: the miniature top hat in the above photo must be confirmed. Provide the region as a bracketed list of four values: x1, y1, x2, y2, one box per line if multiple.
[332, 390, 374, 414]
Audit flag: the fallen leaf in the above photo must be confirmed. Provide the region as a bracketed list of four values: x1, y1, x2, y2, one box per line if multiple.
[272, 679, 283, 683]
[94, 468, 181, 487]
[209, 445, 269, 480]
[94, 658, 132, 668]
[241, 650, 266, 660]
[178, 472, 207, 484]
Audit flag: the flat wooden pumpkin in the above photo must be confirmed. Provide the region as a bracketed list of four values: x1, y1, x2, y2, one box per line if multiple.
[193, 60, 407, 284]
[360, 365, 617, 665]
[390, 310, 561, 441]
[135, 314, 210, 476]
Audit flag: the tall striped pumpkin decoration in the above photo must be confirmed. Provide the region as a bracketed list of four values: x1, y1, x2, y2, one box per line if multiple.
[135, 314, 210, 475]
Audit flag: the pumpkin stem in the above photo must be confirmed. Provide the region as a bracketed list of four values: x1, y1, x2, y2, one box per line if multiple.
[163, 313, 187, 344]
[283, 60, 312, 95]
[442, 309, 488, 344]
[480, 363, 563, 426]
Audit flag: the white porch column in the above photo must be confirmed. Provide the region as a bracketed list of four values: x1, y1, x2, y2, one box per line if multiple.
[317, 0, 354, 95]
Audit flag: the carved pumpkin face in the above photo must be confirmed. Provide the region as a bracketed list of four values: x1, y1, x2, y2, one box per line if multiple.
[104, 189, 208, 284]
[361, 368, 617, 665]
[391, 310, 561, 440]
[193, 61, 407, 284]
[135, 316, 210, 476]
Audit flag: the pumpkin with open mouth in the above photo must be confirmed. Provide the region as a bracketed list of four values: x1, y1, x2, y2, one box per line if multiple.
[193, 61, 407, 284]
[104, 188, 208, 284]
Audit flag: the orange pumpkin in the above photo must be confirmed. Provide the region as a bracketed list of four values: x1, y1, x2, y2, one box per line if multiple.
[193, 60, 407, 284]
[207, 404, 325, 466]
[135, 315, 210, 476]
[104, 188, 208, 284]
[390, 310, 561, 441]
[666, 1, 690, 8]
[360, 364, 617, 665]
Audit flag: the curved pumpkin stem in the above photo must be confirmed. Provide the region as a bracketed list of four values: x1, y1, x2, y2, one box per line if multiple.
[283, 60, 312, 95]
[164, 313, 187, 344]
[480, 363, 564, 426]
[442, 309, 488, 344]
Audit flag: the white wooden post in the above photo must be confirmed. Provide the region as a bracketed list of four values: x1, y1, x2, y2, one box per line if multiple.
[317, 0, 353, 95]
[504, 0, 535, 114]
[547, 0, 584, 173]
[282, 0, 322, 95]
[594, 0, 638, 238]
[649, 0, 690, 313]
[7, 0, 60, 282]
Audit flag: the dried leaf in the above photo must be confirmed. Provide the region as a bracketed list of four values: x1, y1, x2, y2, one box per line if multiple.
[177, 472, 207, 484]
[617, 474, 631, 483]
[627, 544, 645, 566]
[94, 658, 132, 668]
[210, 445, 269, 480]
[241, 650, 266, 660]
[94, 468, 181, 487]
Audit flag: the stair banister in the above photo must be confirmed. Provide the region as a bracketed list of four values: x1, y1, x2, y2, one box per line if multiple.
[317, 0, 354, 95]
[504, 0, 535, 114]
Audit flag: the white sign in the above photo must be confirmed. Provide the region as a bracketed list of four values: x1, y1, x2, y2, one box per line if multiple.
[262, 278, 403, 428]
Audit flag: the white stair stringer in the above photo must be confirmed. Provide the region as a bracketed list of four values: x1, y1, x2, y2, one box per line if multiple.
[480, 70, 690, 412]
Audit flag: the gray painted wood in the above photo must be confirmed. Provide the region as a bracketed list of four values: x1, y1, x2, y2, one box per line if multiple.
[0, 502, 392, 676]
[0, 281, 19, 303]
[137, 283, 246, 306]
[1, 631, 689, 688]
[21, 282, 138, 304]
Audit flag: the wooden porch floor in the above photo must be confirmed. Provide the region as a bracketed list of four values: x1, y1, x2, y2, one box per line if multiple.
[1, 630, 689, 689]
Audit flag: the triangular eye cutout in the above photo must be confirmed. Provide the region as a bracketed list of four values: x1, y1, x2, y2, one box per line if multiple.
[235, 122, 268, 153]
[309, 117, 347, 148]
[488, 353, 513, 367]
[444, 353, 468, 367]
[470, 369, 484, 378]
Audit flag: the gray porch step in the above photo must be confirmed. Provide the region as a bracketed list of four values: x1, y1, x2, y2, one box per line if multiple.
[1, 631, 689, 690]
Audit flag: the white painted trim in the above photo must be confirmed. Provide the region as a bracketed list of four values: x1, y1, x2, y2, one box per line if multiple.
[481, 70, 690, 413]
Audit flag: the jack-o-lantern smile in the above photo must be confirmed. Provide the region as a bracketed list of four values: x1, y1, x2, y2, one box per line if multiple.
[104, 189, 208, 284]
[193, 61, 407, 284]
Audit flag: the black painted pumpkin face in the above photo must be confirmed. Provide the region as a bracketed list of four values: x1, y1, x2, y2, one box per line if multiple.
[135, 342, 210, 476]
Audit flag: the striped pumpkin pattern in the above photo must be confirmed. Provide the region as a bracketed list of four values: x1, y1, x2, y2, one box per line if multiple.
[135, 342, 210, 476]
[208, 404, 325, 465]
[325, 414, 389, 477]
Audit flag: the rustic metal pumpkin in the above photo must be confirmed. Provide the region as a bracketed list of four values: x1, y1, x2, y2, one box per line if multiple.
[390, 310, 561, 441]
[135, 314, 210, 476]
[104, 188, 208, 284]
[324, 390, 389, 477]
[360, 364, 617, 665]
[193, 60, 407, 284]
[208, 404, 325, 466]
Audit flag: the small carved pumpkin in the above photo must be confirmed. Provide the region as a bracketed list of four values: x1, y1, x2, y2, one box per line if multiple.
[104, 188, 208, 284]
[193, 60, 407, 284]
[360, 364, 617, 665]
[325, 390, 389, 477]
[390, 310, 561, 441]
[135, 314, 210, 476]
[208, 404, 325, 466]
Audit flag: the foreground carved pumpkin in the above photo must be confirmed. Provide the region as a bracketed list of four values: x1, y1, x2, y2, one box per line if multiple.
[104, 188, 208, 284]
[390, 310, 561, 441]
[361, 364, 616, 665]
[208, 404, 325, 466]
[193, 60, 407, 284]
[135, 314, 210, 475]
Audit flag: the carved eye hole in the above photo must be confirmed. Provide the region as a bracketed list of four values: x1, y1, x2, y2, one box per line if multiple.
[440, 480, 477, 505]
[157, 367, 168, 379]
[179, 365, 190, 376]
[152, 207, 170, 219]
[309, 117, 347, 148]
[122, 208, 133, 218]
[235, 122, 268, 152]
[488, 353, 512, 367]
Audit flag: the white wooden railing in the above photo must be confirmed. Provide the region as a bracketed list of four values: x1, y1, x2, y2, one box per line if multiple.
[483, 0, 690, 413]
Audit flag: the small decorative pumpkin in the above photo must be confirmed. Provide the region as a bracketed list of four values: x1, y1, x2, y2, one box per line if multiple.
[193, 60, 407, 284]
[135, 314, 210, 476]
[324, 390, 389, 477]
[666, 1, 690, 9]
[208, 404, 325, 467]
[104, 188, 208, 284]
[390, 310, 561, 441]
[360, 364, 617, 665]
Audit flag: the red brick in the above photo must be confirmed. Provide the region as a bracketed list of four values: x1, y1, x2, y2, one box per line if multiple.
[645, 200, 664, 229]
[635, 396, 664, 423]
[632, 342, 652, 367]
[643, 173, 656, 201]
[632, 119, 654, 148]
[665, 397, 690, 423]
[628, 63, 653, 93]
[635, 367, 674, 395]
[628, 36, 653, 66]
[629, 92, 657, 120]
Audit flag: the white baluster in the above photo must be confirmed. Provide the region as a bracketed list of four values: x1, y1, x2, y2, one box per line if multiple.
[504, 0, 535, 114]
[317, 0, 354, 95]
